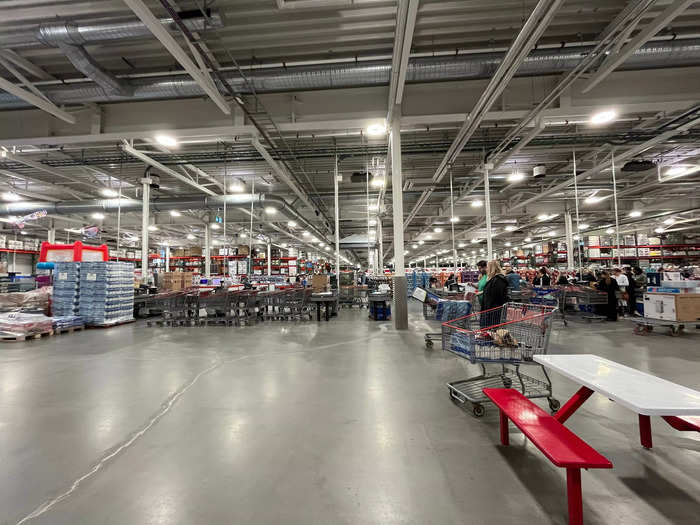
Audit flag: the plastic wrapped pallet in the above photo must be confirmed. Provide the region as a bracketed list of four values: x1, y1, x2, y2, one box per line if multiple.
[52, 262, 81, 316]
[0, 312, 53, 337]
[79, 261, 134, 326]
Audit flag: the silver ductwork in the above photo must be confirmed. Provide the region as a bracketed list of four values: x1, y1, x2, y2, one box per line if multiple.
[1, 38, 699, 109]
[2, 10, 223, 49]
[57, 44, 134, 96]
[0, 193, 330, 245]
[0, 10, 223, 98]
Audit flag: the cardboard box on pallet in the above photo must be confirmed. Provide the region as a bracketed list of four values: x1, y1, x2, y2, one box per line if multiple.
[238, 245, 250, 256]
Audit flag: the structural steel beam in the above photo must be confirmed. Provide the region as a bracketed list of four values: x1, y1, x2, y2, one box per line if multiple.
[121, 142, 218, 196]
[581, 0, 695, 93]
[251, 138, 316, 212]
[0, 76, 75, 124]
[121, 0, 231, 115]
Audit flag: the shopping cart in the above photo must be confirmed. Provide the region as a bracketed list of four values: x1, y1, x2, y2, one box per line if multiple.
[521, 284, 568, 326]
[420, 289, 471, 348]
[339, 286, 354, 308]
[568, 286, 608, 322]
[442, 302, 559, 417]
[198, 289, 234, 326]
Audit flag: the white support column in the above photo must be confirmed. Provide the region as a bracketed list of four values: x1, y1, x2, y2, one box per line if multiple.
[564, 210, 574, 271]
[390, 111, 408, 330]
[141, 176, 150, 279]
[334, 155, 341, 274]
[204, 223, 212, 278]
[267, 242, 272, 276]
[47, 220, 56, 243]
[484, 162, 494, 260]
[377, 217, 383, 272]
[165, 244, 170, 273]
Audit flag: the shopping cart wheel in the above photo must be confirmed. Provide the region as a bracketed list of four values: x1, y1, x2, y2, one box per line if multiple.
[548, 398, 561, 413]
[472, 404, 485, 418]
[669, 325, 681, 337]
[425, 339, 434, 349]
[502, 377, 512, 388]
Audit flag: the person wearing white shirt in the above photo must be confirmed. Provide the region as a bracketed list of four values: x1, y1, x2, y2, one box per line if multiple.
[613, 268, 629, 316]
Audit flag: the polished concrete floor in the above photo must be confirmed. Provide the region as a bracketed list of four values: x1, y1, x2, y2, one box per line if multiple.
[1, 304, 699, 524]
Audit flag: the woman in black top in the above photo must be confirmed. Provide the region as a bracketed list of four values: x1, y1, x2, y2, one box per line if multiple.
[594, 270, 619, 321]
[482, 261, 509, 307]
[533, 267, 551, 286]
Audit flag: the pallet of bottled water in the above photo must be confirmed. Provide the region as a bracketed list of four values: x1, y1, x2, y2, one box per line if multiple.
[53, 262, 81, 316]
[79, 261, 135, 326]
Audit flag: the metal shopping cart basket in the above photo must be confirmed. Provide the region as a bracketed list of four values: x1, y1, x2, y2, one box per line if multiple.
[569, 286, 608, 322]
[442, 302, 560, 417]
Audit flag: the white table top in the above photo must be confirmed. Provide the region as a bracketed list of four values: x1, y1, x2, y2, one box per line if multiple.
[534, 354, 700, 416]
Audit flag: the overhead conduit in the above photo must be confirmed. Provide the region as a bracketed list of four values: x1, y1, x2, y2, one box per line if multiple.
[1, 38, 700, 108]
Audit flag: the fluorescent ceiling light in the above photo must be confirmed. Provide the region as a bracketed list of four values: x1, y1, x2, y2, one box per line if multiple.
[368, 204, 379, 211]
[229, 181, 245, 193]
[155, 134, 178, 148]
[504, 225, 516, 231]
[240, 233, 247, 238]
[169, 210, 181, 217]
[524, 237, 531, 242]
[663, 217, 674, 225]
[1, 192, 22, 202]
[148, 225, 158, 231]
[471, 239, 478, 244]
[655, 227, 665, 233]
[579, 223, 589, 230]
[210, 223, 220, 230]
[590, 109, 617, 125]
[507, 171, 525, 183]
[369, 219, 377, 226]
[426, 235, 432, 240]
[265, 206, 277, 215]
[458, 243, 466, 248]
[186, 234, 195, 240]
[433, 227, 443, 233]
[584, 196, 602, 204]
[450, 216, 459, 223]
[412, 244, 417, 249]
[471, 200, 483, 208]
[505, 242, 511, 247]
[548, 231, 557, 237]
[20, 230, 27, 235]
[91, 212, 105, 220]
[100, 188, 118, 198]
[371, 177, 385, 187]
[418, 240, 424, 245]
[536, 213, 549, 220]
[366, 122, 387, 137]
[605, 228, 614, 234]
[629, 210, 642, 218]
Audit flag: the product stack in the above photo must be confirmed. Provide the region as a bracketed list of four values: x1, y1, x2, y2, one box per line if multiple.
[52, 262, 81, 317]
[79, 261, 134, 326]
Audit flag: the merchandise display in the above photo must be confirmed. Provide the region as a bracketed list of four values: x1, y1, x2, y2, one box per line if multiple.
[52, 262, 80, 316]
[79, 262, 135, 326]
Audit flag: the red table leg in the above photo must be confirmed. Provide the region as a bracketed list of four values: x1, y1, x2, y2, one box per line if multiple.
[566, 468, 583, 525]
[555, 386, 594, 424]
[639, 414, 653, 449]
[500, 409, 509, 446]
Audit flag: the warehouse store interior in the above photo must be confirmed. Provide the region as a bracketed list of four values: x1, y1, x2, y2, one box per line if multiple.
[1, 1, 700, 524]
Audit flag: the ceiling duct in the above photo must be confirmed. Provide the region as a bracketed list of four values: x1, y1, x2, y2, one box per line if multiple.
[1, 38, 699, 109]
[2, 10, 223, 49]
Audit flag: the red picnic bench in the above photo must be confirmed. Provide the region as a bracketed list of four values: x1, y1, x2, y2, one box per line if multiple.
[483, 388, 613, 525]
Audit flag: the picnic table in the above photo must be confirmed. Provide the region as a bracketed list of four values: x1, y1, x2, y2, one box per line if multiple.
[534, 354, 700, 448]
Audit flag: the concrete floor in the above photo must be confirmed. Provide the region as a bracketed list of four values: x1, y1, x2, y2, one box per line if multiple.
[1, 304, 699, 525]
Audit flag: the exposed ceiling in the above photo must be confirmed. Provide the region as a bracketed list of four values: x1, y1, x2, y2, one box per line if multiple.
[1, 0, 699, 267]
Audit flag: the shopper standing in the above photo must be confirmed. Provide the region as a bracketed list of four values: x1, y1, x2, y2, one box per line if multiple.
[503, 263, 520, 291]
[594, 270, 619, 321]
[533, 266, 551, 286]
[480, 260, 509, 326]
[613, 268, 629, 317]
[624, 267, 637, 316]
